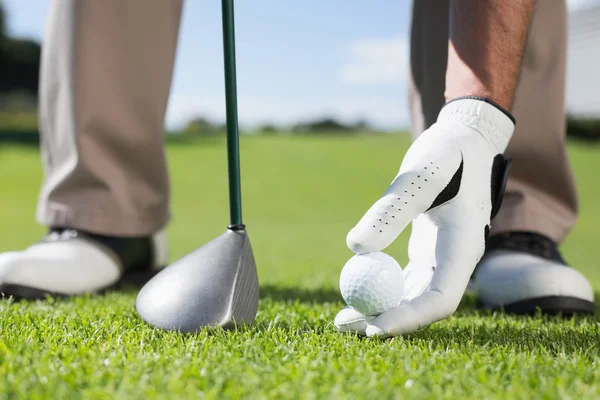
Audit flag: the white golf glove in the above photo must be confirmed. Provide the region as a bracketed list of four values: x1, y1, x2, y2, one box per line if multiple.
[336, 97, 514, 338]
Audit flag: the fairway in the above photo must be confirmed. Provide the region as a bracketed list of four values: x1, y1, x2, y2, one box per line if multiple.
[1, 134, 599, 399]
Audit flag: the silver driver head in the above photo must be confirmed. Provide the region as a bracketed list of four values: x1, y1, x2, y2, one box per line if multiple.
[136, 228, 259, 333]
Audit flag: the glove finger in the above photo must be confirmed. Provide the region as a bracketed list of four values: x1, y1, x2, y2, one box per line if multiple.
[346, 131, 462, 254]
[366, 224, 483, 337]
[407, 214, 437, 270]
[402, 261, 434, 303]
[402, 214, 437, 301]
[334, 306, 375, 335]
[365, 291, 445, 338]
[427, 223, 483, 299]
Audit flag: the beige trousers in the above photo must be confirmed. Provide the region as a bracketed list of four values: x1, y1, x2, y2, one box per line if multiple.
[37, 0, 183, 236]
[37, 0, 578, 243]
[409, 0, 578, 243]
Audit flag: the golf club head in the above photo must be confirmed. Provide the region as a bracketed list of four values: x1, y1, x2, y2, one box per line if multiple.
[136, 228, 259, 333]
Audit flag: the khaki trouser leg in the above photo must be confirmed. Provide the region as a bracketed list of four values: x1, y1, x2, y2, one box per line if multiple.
[409, 0, 578, 243]
[37, 0, 183, 236]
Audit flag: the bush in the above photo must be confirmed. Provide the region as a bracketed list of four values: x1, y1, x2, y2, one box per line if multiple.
[0, 91, 37, 112]
[182, 116, 224, 136]
[293, 118, 351, 133]
[566, 115, 600, 142]
[0, 110, 39, 145]
[291, 117, 375, 134]
[0, 110, 37, 131]
[257, 124, 279, 135]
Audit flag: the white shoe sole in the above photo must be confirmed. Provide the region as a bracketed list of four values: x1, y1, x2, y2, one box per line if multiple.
[0, 230, 168, 299]
[475, 250, 596, 314]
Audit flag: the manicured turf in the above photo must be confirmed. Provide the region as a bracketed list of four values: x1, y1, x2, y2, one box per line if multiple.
[1, 135, 599, 399]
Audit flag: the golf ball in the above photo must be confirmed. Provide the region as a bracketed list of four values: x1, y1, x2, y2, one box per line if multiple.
[339, 252, 404, 316]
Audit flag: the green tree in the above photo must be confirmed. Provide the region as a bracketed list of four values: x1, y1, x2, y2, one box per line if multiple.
[0, 4, 6, 38]
[293, 118, 352, 133]
[0, 2, 41, 99]
[183, 116, 223, 136]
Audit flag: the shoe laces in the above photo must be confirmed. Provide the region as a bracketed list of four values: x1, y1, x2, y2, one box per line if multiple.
[487, 231, 565, 264]
[43, 229, 79, 242]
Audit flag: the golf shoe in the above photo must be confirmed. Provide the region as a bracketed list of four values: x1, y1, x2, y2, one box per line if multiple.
[0, 228, 167, 299]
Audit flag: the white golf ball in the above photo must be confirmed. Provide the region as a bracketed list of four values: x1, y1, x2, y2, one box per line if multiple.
[339, 252, 404, 316]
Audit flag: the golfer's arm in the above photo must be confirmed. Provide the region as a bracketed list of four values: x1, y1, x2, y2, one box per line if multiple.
[445, 0, 537, 110]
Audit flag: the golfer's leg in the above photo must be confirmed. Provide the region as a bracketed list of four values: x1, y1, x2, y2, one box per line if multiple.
[491, 0, 577, 243]
[0, 0, 183, 298]
[37, 0, 184, 236]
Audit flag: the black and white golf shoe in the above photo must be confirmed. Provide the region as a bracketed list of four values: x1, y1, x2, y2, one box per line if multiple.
[0, 228, 167, 299]
[474, 231, 596, 315]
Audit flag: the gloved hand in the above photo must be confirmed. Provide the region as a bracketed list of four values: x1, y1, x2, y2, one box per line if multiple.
[335, 97, 514, 338]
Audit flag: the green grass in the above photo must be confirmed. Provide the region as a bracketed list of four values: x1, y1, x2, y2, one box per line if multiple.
[1, 135, 599, 399]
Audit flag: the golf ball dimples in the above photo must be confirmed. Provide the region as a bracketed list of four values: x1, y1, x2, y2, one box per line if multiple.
[339, 252, 404, 316]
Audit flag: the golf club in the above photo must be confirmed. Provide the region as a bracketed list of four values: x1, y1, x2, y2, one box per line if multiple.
[135, 0, 259, 333]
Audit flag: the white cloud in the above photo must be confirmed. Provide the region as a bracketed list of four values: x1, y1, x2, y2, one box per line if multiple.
[165, 35, 414, 131]
[339, 36, 409, 85]
[568, 0, 600, 10]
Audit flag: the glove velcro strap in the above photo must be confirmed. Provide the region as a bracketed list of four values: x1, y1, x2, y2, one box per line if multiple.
[438, 97, 515, 153]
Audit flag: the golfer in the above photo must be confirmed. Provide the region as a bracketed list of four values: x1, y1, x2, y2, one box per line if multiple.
[0, 0, 594, 338]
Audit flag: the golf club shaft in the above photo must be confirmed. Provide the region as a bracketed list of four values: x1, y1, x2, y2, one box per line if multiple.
[222, 0, 243, 227]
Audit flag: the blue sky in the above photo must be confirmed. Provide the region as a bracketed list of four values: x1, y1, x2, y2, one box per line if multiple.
[2, 0, 598, 130]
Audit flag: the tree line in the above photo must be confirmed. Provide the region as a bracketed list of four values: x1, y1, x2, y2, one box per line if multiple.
[0, 3, 598, 140]
[0, 3, 40, 110]
[182, 116, 375, 135]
